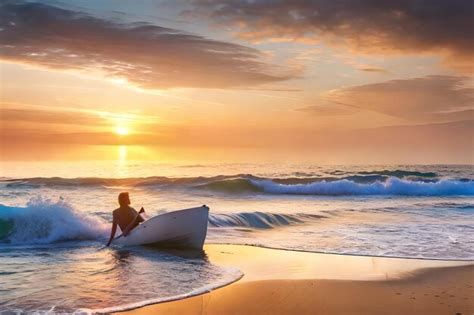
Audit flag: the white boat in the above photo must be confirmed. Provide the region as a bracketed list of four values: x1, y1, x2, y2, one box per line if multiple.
[115, 205, 209, 250]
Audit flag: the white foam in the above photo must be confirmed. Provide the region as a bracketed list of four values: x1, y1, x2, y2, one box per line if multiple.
[251, 177, 474, 196]
[82, 267, 243, 313]
[0, 197, 108, 244]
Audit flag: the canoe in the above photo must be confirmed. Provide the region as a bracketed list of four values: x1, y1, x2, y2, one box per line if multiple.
[115, 205, 209, 249]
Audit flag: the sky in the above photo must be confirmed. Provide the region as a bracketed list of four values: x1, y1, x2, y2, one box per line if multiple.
[0, 0, 473, 164]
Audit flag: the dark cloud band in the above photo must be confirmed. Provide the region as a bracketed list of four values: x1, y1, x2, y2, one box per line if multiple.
[185, 0, 474, 73]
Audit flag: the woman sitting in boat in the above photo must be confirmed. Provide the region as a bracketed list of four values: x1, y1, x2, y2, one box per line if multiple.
[106, 192, 146, 246]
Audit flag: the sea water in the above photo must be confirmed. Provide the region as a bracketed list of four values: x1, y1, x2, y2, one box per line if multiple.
[1, 162, 473, 312]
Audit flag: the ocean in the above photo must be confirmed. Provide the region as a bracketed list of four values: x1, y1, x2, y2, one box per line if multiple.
[1, 162, 473, 312]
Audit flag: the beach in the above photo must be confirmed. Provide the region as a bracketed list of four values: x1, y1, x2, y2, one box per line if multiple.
[118, 244, 473, 315]
[1, 164, 473, 312]
[2, 1, 473, 313]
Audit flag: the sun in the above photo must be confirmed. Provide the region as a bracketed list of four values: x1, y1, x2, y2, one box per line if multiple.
[115, 126, 130, 136]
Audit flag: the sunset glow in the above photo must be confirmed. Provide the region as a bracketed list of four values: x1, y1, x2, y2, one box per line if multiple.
[115, 126, 130, 136]
[1, 2, 473, 313]
[0, 1, 472, 163]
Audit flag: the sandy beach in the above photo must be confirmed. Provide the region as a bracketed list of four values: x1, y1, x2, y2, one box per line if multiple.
[117, 244, 473, 315]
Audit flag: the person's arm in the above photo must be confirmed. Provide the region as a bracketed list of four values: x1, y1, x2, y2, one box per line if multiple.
[122, 208, 145, 237]
[106, 213, 118, 247]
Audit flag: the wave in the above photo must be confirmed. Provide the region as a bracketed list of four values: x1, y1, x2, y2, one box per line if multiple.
[0, 169, 445, 190]
[196, 178, 263, 193]
[357, 170, 438, 178]
[3, 174, 473, 196]
[3, 176, 175, 188]
[2, 175, 232, 189]
[193, 177, 473, 196]
[209, 212, 326, 229]
[250, 177, 474, 196]
[0, 198, 325, 245]
[0, 198, 108, 244]
[87, 267, 243, 313]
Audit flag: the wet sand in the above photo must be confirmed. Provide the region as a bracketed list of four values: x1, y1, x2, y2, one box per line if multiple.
[117, 245, 474, 315]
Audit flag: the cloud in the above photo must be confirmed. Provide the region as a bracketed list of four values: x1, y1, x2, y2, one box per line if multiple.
[0, 2, 293, 89]
[324, 75, 474, 122]
[357, 67, 389, 74]
[185, 0, 474, 73]
[0, 107, 106, 126]
[296, 104, 356, 116]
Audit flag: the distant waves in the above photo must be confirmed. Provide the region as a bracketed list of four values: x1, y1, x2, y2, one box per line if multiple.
[2, 171, 474, 196]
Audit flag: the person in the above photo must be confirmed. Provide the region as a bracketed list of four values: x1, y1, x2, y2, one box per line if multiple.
[106, 192, 145, 246]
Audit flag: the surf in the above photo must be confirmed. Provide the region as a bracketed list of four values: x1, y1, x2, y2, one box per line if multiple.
[4, 175, 474, 196]
[0, 198, 108, 244]
[0, 198, 326, 245]
[209, 211, 326, 229]
[249, 177, 474, 196]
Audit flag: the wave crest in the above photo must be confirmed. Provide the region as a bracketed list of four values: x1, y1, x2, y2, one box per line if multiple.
[251, 177, 474, 196]
[2, 172, 473, 196]
[357, 170, 438, 177]
[196, 178, 262, 193]
[0, 198, 108, 244]
[209, 212, 325, 229]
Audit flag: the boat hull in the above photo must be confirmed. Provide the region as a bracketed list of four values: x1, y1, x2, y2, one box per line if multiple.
[116, 206, 209, 249]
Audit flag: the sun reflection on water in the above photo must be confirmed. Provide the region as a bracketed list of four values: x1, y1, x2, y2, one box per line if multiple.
[118, 145, 128, 162]
[116, 145, 129, 177]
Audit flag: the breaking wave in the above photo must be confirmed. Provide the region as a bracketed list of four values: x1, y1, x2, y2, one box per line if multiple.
[0, 198, 108, 244]
[2, 172, 473, 197]
[357, 170, 438, 177]
[195, 177, 473, 196]
[0, 198, 326, 245]
[249, 177, 474, 196]
[209, 212, 326, 229]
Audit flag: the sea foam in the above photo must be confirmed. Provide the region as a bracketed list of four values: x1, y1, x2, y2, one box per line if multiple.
[250, 177, 474, 196]
[0, 198, 108, 244]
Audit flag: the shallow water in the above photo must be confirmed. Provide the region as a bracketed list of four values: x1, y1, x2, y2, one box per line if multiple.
[0, 163, 473, 312]
[0, 241, 241, 313]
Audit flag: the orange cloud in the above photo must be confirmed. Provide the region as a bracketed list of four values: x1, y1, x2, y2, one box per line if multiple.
[295, 104, 356, 116]
[357, 67, 389, 74]
[0, 108, 106, 126]
[0, 2, 293, 89]
[324, 76, 474, 122]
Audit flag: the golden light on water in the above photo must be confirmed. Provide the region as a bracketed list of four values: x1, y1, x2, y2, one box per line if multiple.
[118, 145, 128, 161]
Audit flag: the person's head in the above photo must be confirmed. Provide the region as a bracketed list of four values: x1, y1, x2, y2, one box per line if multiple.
[118, 192, 130, 207]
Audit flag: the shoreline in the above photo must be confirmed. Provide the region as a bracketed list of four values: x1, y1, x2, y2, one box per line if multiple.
[114, 244, 473, 314]
[206, 242, 474, 261]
